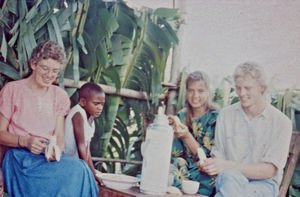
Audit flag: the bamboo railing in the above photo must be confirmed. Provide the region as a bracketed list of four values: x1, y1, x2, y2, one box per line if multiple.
[60, 78, 177, 101]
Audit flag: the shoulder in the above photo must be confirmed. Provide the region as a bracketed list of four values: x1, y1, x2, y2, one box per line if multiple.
[0, 80, 27, 98]
[50, 85, 70, 115]
[1, 80, 24, 91]
[205, 110, 219, 126]
[219, 102, 240, 116]
[72, 111, 84, 123]
[50, 85, 69, 98]
[266, 104, 291, 125]
[69, 104, 86, 117]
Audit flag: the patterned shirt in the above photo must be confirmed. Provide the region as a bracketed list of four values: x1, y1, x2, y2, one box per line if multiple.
[170, 108, 219, 196]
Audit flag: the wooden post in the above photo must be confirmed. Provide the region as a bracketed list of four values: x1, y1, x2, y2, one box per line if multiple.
[166, 0, 185, 115]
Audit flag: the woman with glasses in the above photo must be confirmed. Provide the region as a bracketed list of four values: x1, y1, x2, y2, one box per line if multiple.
[0, 40, 98, 197]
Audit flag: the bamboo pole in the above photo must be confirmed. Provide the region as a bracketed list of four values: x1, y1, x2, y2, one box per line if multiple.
[166, 0, 185, 115]
[61, 78, 177, 101]
[91, 157, 142, 166]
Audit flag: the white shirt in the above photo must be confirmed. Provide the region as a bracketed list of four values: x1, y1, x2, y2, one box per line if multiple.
[64, 104, 95, 158]
[211, 102, 292, 184]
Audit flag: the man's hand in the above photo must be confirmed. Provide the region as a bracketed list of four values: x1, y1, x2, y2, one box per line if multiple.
[197, 157, 233, 176]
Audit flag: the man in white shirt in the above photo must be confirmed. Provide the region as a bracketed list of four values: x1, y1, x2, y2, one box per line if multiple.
[200, 62, 292, 196]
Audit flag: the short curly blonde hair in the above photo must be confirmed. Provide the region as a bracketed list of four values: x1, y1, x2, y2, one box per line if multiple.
[29, 40, 66, 66]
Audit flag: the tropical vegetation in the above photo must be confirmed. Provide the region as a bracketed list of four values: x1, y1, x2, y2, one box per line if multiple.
[1, 0, 299, 195]
[0, 0, 181, 174]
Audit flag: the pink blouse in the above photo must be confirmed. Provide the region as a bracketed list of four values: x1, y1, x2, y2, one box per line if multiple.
[0, 79, 70, 139]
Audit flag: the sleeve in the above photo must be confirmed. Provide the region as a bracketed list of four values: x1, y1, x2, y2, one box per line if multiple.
[201, 111, 218, 155]
[262, 115, 292, 170]
[55, 87, 71, 117]
[0, 83, 15, 120]
[210, 110, 226, 159]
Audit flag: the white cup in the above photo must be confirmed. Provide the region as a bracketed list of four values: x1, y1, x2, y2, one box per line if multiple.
[181, 179, 200, 194]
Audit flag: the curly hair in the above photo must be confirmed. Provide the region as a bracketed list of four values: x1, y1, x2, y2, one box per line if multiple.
[29, 40, 66, 66]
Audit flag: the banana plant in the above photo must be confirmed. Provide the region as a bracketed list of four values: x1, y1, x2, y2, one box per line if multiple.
[0, 0, 89, 87]
[85, 1, 180, 158]
[0, 0, 181, 167]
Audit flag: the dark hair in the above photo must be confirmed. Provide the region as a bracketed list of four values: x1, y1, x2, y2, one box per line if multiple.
[79, 82, 104, 100]
[29, 40, 66, 66]
[185, 71, 218, 128]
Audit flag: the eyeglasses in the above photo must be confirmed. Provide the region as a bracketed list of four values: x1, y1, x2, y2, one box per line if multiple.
[38, 65, 61, 75]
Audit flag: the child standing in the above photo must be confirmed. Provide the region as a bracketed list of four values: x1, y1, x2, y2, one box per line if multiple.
[64, 82, 105, 185]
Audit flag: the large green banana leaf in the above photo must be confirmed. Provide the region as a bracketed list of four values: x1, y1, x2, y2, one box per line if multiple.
[0, 0, 180, 166]
[87, 1, 180, 158]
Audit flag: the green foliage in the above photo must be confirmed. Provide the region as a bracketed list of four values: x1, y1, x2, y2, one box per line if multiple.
[0, 0, 181, 175]
[213, 76, 239, 108]
[270, 89, 300, 131]
[0, 0, 89, 86]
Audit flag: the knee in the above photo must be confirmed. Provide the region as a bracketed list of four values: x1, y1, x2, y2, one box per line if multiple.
[216, 168, 248, 187]
[215, 169, 249, 196]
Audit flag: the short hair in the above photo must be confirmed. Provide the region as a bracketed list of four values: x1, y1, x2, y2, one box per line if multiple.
[78, 82, 104, 100]
[233, 62, 267, 88]
[29, 40, 66, 66]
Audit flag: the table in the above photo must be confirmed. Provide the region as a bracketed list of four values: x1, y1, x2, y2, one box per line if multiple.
[98, 186, 208, 197]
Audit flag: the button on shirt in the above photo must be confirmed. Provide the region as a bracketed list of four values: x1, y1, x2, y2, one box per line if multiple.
[211, 102, 292, 184]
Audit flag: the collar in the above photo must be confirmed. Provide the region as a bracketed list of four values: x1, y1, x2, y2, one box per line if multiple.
[235, 102, 270, 120]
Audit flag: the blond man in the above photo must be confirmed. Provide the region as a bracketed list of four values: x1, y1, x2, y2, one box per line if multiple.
[200, 62, 292, 196]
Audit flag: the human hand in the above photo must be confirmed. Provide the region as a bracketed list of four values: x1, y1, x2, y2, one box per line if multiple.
[199, 157, 232, 176]
[174, 124, 189, 139]
[95, 174, 104, 186]
[168, 115, 189, 139]
[25, 136, 48, 155]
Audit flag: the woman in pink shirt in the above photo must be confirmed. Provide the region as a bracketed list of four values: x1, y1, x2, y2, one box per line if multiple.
[0, 40, 98, 197]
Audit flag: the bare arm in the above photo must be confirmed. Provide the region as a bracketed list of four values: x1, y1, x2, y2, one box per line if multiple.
[180, 130, 200, 155]
[168, 115, 200, 155]
[72, 113, 103, 185]
[54, 116, 66, 151]
[72, 112, 89, 163]
[0, 113, 19, 147]
[87, 143, 103, 185]
[201, 157, 276, 179]
[0, 113, 47, 154]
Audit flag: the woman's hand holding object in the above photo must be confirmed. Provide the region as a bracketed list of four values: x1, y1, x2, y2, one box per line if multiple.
[168, 115, 189, 139]
[45, 135, 62, 162]
[25, 136, 48, 155]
